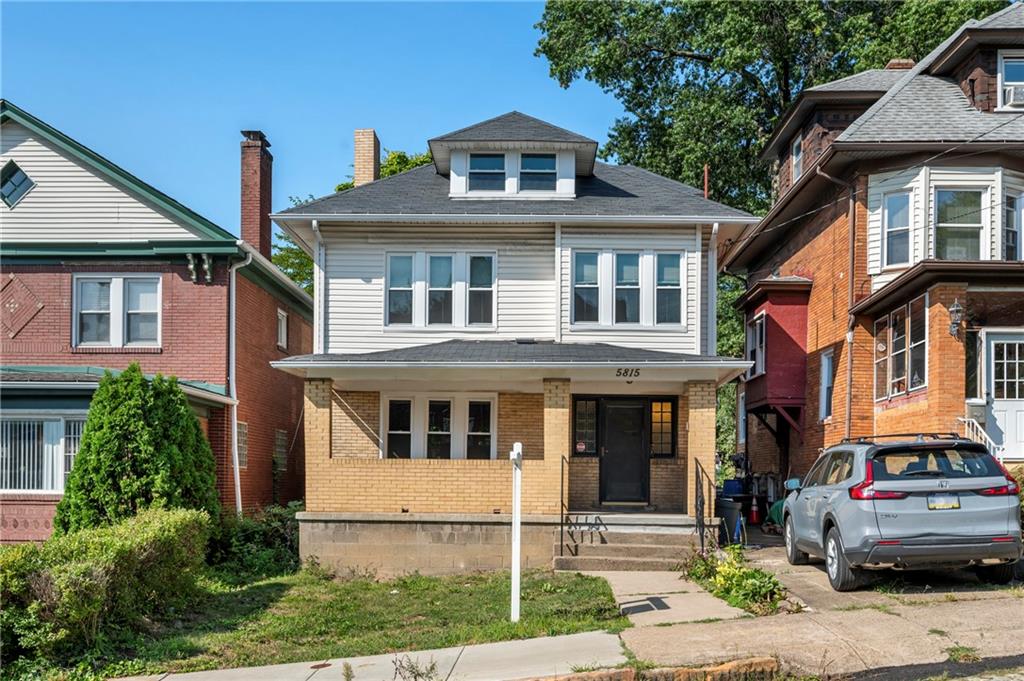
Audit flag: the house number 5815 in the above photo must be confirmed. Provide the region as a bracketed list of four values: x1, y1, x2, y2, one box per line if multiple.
[616, 368, 641, 378]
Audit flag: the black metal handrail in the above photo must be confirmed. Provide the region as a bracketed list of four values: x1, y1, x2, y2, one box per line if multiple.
[560, 455, 567, 557]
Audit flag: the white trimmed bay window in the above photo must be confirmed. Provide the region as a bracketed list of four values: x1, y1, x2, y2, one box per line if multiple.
[935, 189, 983, 260]
[883, 192, 910, 267]
[874, 294, 928, 400]
[74, 274, 160, 347]
[0, 416, 86, 492]
[571, 249, 687, 327]
[746, 312, 766, 378]
[383, 395, 497, 459]
[385, 252, 496, 328]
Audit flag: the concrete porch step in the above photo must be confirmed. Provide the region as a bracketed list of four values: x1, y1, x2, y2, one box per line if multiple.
[564, 530, 700, 546]
[553, 555, 687, 572]
[559, 542, 694, 559]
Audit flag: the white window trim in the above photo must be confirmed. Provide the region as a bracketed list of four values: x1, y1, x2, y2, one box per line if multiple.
[996, 49, 1024, 111]
[518, 152, 558, 195]
[384, 251, 497, 331]
[466, 253, 497, 326]
[873, 293, 929, 401]
[276, 308, 288, 351]
[882, 191, 912, 268]
[570, 248, 688, 330]
[0, 412, 88, 494]
[613, 251, 642, 326]
[791, 133, 803, 182]
[380, 393, 498, 460]
[1004, 193, 1022, 261]
[746, 311, 766, 378]
[467, 153, 507, 194]
[932, 186, 987, 261]
[452, 151, 575, 199]
[819, 349, 835, 421]
[427, 253, 455, 327]
[72, 273, 162, 348]
[737, 391, 746, 444]
[654, 251, 685, 326]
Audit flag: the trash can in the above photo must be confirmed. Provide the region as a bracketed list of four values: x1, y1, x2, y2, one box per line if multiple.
[718, 499, 744, 545]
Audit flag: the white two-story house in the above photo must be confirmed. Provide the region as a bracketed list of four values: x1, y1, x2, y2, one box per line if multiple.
[271, 112, 755, 575]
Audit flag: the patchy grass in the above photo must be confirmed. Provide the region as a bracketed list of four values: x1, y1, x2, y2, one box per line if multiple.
[833, 603, 899, 616]
[945, 645, 981, 664]
[928, 628, 948, 637]
[62, 567, 627, 678]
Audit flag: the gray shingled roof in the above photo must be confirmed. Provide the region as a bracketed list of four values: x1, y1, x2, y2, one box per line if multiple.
[807, 69, 907, 93]
[280, 161, 754, 219]
[429, 111, 596, 145]
[276, 340, 742, 365]
[838, 5, 1024, 144]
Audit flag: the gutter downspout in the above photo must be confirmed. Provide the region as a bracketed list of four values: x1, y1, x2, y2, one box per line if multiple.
[708, 222, 719, 355]
[816, 166, 857, 440]
[228, 248, 253, 515]
[311, 219, 325, 354]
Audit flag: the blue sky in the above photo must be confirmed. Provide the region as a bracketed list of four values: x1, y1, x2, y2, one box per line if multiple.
[2, 2, 624, 236]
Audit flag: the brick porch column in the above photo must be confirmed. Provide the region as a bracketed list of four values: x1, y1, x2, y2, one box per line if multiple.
[303, 378, 333, 511]
[543, 378, 570, 515]
[686, 381, 716, 517]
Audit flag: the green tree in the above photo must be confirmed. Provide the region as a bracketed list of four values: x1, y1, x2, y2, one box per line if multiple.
[536, 0, 1004, 454]
[272, 150, 434, 294]
[53, 364, 218, 534]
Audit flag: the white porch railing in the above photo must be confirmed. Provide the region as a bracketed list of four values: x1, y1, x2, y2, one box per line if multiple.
[957, 417, 1004, 462]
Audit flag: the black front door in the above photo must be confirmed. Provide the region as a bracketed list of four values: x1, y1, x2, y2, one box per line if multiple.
[600, 400, 648, 503]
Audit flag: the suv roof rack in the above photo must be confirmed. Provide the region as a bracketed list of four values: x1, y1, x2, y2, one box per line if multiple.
[839, 433, 965, 445]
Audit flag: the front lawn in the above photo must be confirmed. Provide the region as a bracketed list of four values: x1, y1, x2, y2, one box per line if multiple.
[97, 568, 627, 677]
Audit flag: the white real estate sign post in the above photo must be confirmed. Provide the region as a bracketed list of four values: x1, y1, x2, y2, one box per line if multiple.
[510, 441, 523, 622]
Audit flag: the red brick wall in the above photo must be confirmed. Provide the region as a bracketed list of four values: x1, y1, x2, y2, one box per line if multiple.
[954, 48, 998, 112]
[0, 494, 61, 542]
[232, 275, 311, 510]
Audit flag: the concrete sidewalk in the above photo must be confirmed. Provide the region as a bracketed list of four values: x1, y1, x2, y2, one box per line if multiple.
[125, 630, 626, 681]
[581, 571, 747, 626]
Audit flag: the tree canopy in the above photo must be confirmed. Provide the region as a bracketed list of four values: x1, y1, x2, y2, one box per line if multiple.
[272, 150, 433, 294]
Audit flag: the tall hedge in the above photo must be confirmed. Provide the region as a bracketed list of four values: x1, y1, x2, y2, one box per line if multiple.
[54, 364, 219, 534]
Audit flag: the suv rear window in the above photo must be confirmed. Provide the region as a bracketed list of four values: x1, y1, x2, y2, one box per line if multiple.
[871, 448, 1003, 480]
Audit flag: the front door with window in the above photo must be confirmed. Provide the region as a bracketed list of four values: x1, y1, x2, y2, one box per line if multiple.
[600, 400, 648, 503]
[987, 333, 1024, 457]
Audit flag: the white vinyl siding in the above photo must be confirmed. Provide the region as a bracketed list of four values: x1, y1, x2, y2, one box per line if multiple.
[559, 226, 702, 353]
[322, 226, 556, 353]
[0, 121, 203, 242]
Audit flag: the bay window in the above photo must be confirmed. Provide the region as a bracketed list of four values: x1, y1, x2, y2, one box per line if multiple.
[874, 294, 928, 400]
[935, 189, 983, 260]
[883, 192, 911, 266]
[74, 275, 161, 348]
[1005, 195, 1020, 260]
[0, 416, 86, 492]
[747, 313, 766, 378]
[383, 395, 497, 459]
[385, 252, 496, 328]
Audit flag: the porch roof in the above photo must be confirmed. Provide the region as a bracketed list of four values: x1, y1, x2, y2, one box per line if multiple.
[272, 340, 750, 387]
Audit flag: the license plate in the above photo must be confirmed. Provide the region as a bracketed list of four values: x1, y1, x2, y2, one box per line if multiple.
[928, 493, 960, 510]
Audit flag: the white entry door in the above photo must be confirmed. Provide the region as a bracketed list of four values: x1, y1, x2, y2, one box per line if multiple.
[986, 332, 1024, 459]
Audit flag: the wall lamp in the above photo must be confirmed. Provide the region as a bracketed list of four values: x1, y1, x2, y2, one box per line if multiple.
[948, 298, 964, 338]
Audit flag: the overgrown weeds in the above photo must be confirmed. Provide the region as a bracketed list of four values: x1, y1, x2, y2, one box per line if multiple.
[683, 545, 786, 615]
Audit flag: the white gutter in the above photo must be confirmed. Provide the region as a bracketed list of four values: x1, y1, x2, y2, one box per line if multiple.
[310, 220, 326, 354]
[271, 213, 759, 226]
[235, 239, 313, 306]
[707, 222, 719, 355]
[228, 250, 253, 515]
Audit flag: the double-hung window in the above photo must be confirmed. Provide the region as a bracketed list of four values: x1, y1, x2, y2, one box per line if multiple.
[386, 400, 412, 458]
[466, 401, 493, 459]
[384, 395, 496, 459]
[387, 255, 414, 325]
[467, 255, 494, 325]
[468, 153, 505, 192]
[883, 192, 911, 266]
[426, 400, 452, 458]
[791, 134, 803, 181]
[614, 253, 640, 324]
[427, 255, 454, 325]
[74, 275, 160, 348]
[999, 52, 1024, 108]
[747, 313, 766, 378]
[0, 416, 86, 493]
[874, 294, 928, 400]
[935, 189, 983, 260]
[655, 253, 682, 325]
[572, 252, 600, 323]
[1005, 195, 1020, 260]
[819, 349, 835, 420]
[520, 153, 557, 191]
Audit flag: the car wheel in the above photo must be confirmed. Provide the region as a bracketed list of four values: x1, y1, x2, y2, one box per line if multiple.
[975, 563, 1016, 585]
[784, 516, 809, 566]
[825, 527, 864, 592]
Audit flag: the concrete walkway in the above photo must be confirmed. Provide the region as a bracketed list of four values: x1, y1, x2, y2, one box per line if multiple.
[582, 571, 747, 626]
[124, 631, 626, 681]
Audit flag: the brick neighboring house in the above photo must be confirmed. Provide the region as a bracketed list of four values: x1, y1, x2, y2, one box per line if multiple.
[271, 112, 756, 575]
[0, 101, 312, 541]
[724, 5, 1024, 492]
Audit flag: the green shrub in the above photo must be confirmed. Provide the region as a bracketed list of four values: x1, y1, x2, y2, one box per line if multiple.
[207, 502, 302, 582]
[1, 508, 210, 662]
[685, 545, 786, 615]
[54, 364, 219, 534]
[1009, 465, 1024, 511]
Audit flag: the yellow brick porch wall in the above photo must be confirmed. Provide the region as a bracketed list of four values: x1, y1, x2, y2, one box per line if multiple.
[686, 381, 717, 517]
[303, 380, 565, 515]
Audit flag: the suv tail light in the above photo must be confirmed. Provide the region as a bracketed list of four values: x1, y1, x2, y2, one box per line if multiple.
[850, 458, 909, 500]
[988, 459, 1021, 496]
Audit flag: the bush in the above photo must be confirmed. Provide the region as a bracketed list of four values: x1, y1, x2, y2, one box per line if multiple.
[1009, 465, 1024, 510]
[1, 508, 210, 662]
[54, 364, 219, 534]
[207, 502, 302, 582]
[685, 545, 786, 615]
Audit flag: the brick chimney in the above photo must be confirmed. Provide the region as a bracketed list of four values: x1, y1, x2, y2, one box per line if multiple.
[885, 58, 915, 70]
[240, 130, 272, 259]
[353, 128, 380, 187]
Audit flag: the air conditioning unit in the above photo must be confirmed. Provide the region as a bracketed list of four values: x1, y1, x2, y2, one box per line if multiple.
[1004, 86, 1024, 107]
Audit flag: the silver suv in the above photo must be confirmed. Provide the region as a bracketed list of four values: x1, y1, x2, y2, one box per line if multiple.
[783, 435, 1022, 591]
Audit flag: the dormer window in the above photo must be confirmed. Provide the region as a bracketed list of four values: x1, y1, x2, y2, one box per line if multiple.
[999, 51, 1024, 108]
[468, 154, 505, 191]
[1, 160, 34, 208]
[520, 153, 557, 191]
[791, 134, 803, 181]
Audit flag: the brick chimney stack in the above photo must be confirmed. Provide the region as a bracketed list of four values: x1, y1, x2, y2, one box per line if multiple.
[240, 130, 273, 259]
[353, 129, 380, 187]
[885, 58, 915, 70]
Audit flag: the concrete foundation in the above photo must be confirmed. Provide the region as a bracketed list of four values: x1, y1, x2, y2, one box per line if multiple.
[297, 512, 560, 577]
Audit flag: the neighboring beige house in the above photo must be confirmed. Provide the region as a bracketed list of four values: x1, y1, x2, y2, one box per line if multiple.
[272, 112, 755, 574]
